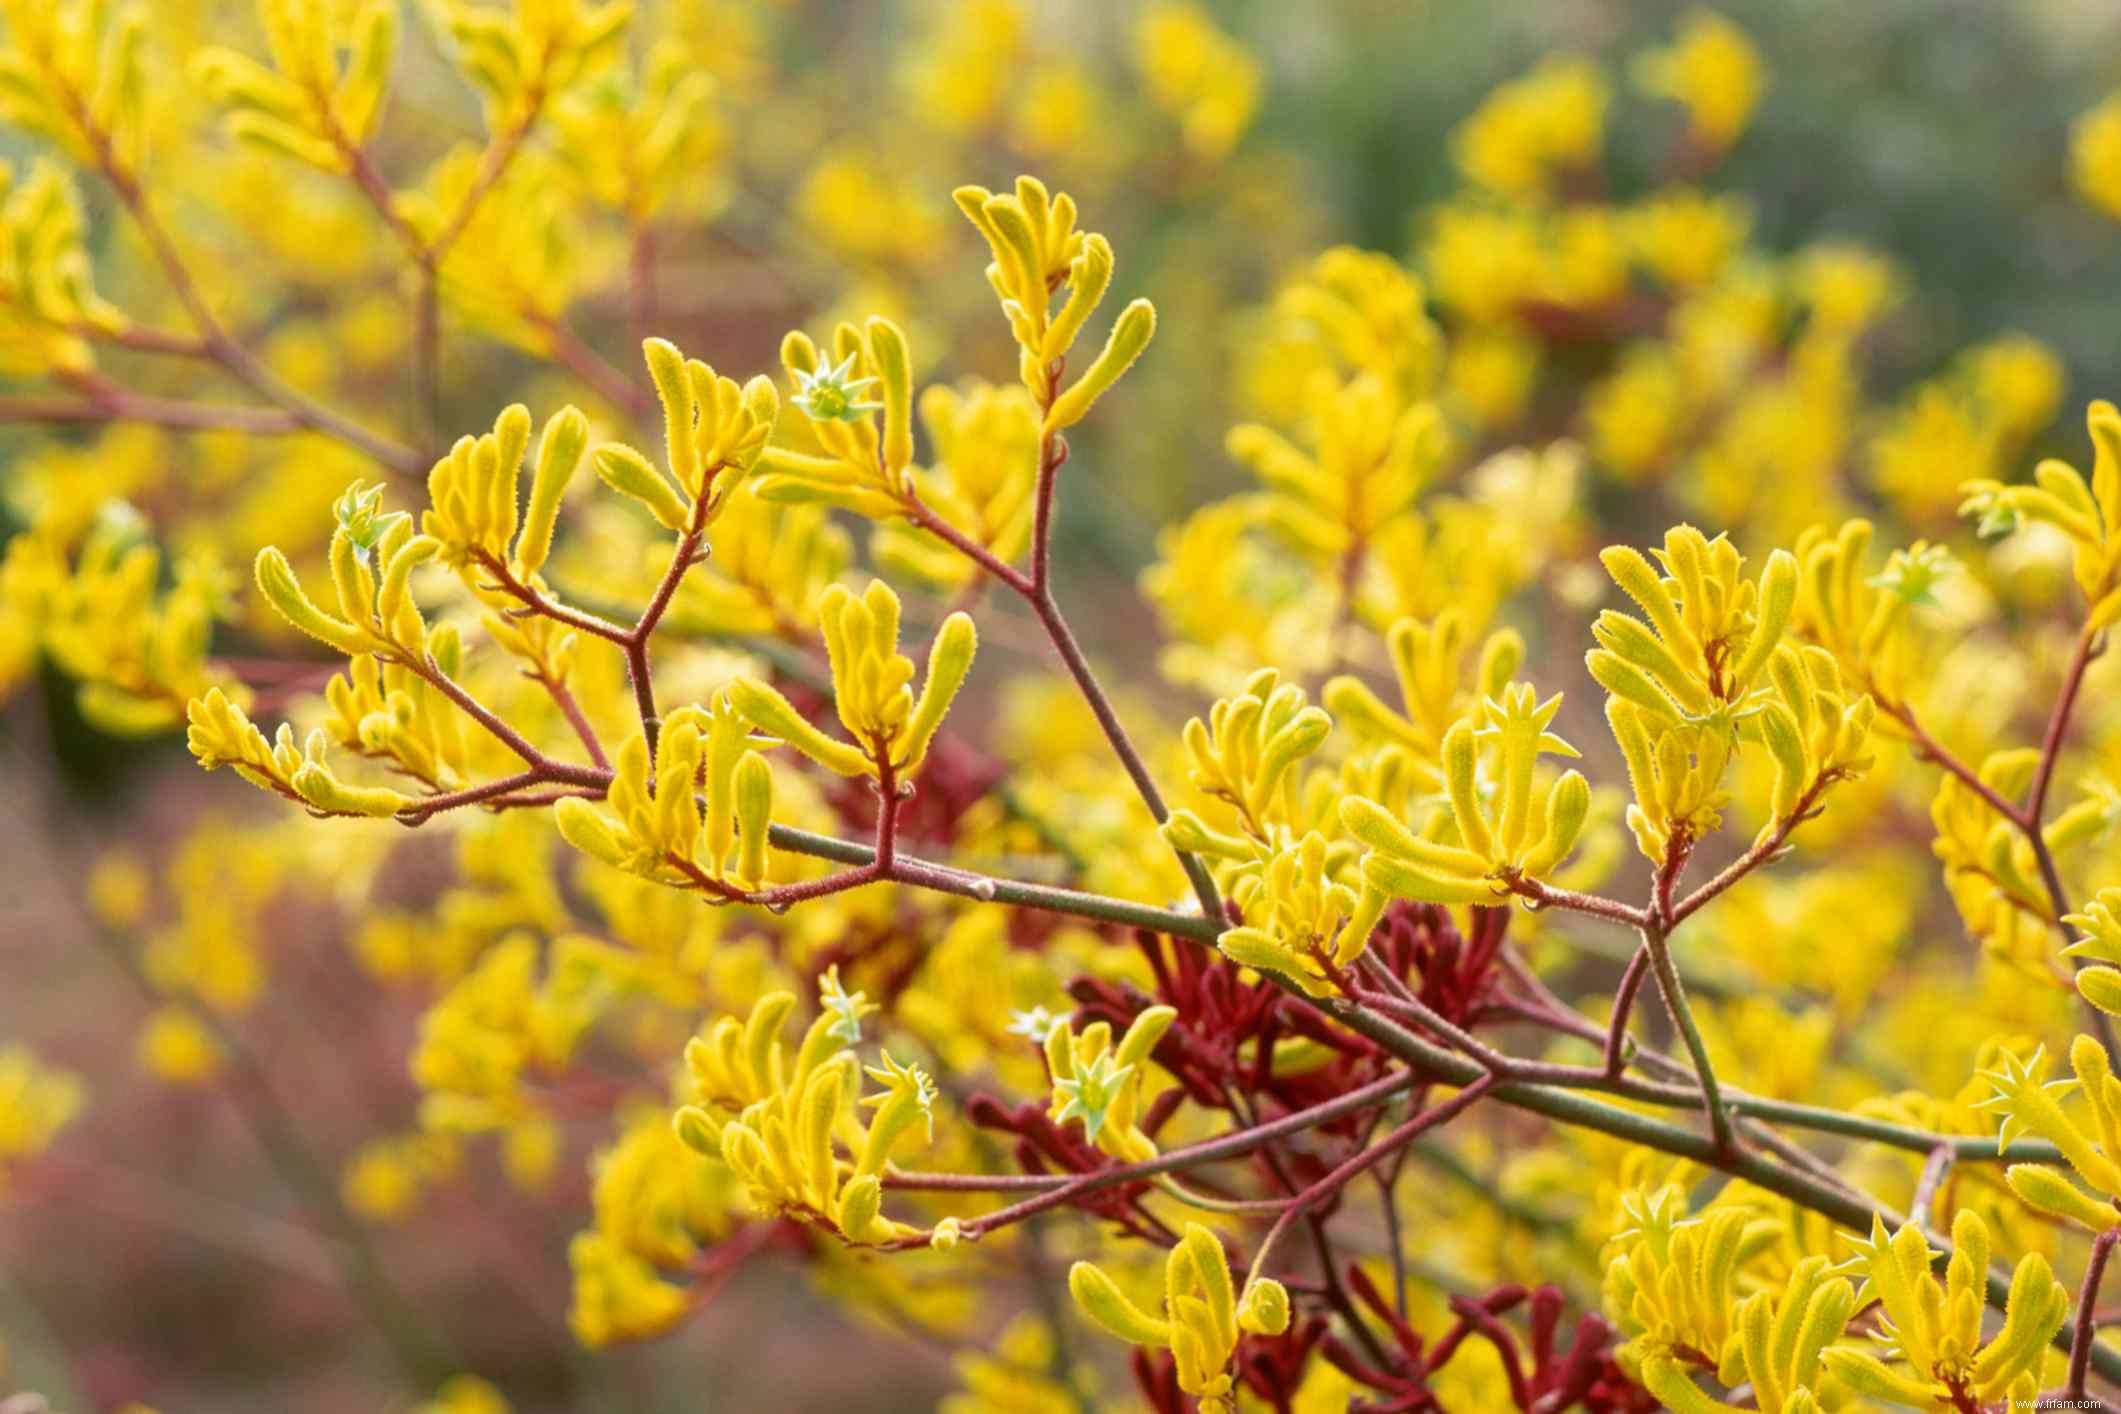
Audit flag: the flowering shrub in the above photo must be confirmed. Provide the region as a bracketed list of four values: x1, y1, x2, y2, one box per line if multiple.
[13, 3, 2121, 1412]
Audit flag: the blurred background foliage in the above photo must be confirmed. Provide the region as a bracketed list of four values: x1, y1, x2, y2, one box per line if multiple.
[9, 0, 2121, 1410]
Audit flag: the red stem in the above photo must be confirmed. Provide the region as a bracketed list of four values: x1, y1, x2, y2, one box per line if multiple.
[1603, 948, 1651, 1078]
[904, 491, 1033, 595]
[880, 1068, 1424, 1247]
[1888, 700, 2025, 825]
[536, 671, 609, 770]
[2027, 624, 2101, 829]
[2071, 1228, 2119, 1401]
[626, 524, 705, 760]
[1667, 771, 1838, 928]
[1030, 426, 1067, 594]
[1247, 1079, 1496, 1282]
[1505, 877, 1648, 930]
[396, 768, 547, 823]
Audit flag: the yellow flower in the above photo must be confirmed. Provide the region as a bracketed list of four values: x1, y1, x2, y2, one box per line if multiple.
[1070, 1223, 1283, 1414]
[1588, 525, 1797, 727]
[1134, 2, 1261, 161]
[1633, 9, 1766, 154]
[554, 695, 775, 893]
[1452, 56, 1608, 202]
[1341, 684, 1589, 917]
[1824, 1209, 2066, 1409]
[2072, 91, 2121, 222]
[137, 1006, 223, 1085]
[193, 0, 398, 173]
[0, 160, 125, 377]
[1040, 1006, 1174, 1160]
[1984, 1037, 2121, 1231]
[1961, 400, 2121, 623]
[727, 578, 976, 782]
[1629, 188, 1750, 290]
[414, 1375, 512, 1414]
[0, 1045, 84, 1185]
[672, 980, 939, 1245]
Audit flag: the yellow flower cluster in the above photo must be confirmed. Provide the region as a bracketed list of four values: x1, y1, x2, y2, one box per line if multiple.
[1040, 1004, 1174, 1162]
[1826, 1210, 2066, 1408]
[1069, 1223, 1286, 1414]
[672, 978, 939, 1247]
[2, 504, 233, 734]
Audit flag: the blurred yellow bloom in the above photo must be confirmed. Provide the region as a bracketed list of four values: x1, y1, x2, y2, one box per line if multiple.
[0, 1046, 83, 1185]
[2073, 91, 2121, 222]
[1634, 9, 1766, 153]
[137, 1005, 223, 1085]
[1135, 2, 1261, 161]
[1452, 57, 1607, 202]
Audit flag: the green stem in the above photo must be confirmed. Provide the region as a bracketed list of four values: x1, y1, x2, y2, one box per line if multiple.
[766, 822, 2060, 1161]
[767, 823, 1224, 940]
[1641, 921, 1735, 1152]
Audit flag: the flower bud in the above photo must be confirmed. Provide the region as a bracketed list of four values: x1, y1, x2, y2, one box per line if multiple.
[1068, 1261, 1171, 1345]
[1237, 1278, 1290, 1336]
[671, 1105, 717, 1157]
[554, 797, 630, 868]
[255, 546, 365, 654]
[733, 752, 773, 887]
[592, 444, 691, 532]
[1046, 299, 1155, 432]
[517, 405, 587, 576]
[2080, 965, 2121, 1018]
[866, 317, 913, 476]
[898, 611, 978, 774]
[2006, 1162, 2121, 1231]
[727, 677, 872, 777]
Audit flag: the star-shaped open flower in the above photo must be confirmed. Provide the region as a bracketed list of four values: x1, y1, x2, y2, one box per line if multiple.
[1972, 1045, 2083, 1151]
[1053, 1051, 1134, 1144]
[333, 479, 408, 558]
[1865, 541, 1954, 607]
[861, 1051, 937, 1144]
[1007, 1005, 1061, 1044]
[791, 351, 883, 423]
[819, 965, 877, 1046]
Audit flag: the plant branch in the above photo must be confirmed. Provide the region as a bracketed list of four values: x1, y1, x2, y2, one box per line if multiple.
[533, 670, 609, 770]
[1668, 773, 1841, 928]
[627, 520, 707, 760]
[1887, 699, 2026, 823]
[411, 654, 605, 787]
[1247, 1079, 1495, 1287]
[2072, 1228, 2120, 1402]
[0, 387, 303, 435]
[1505, 877, 1649, 930]
[2028, 622, 2102, 828]
[900, 404, 1221, 919]
[94, 158, 420, 476]
[536, 314, 654, 418]
[469, 550, 635, 644]
[1638, 919, 1735, 1152]
[1025, 582, 1224, 920]
[882, 1068, 1425, 1240]
[902, 491, 1033, 595]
